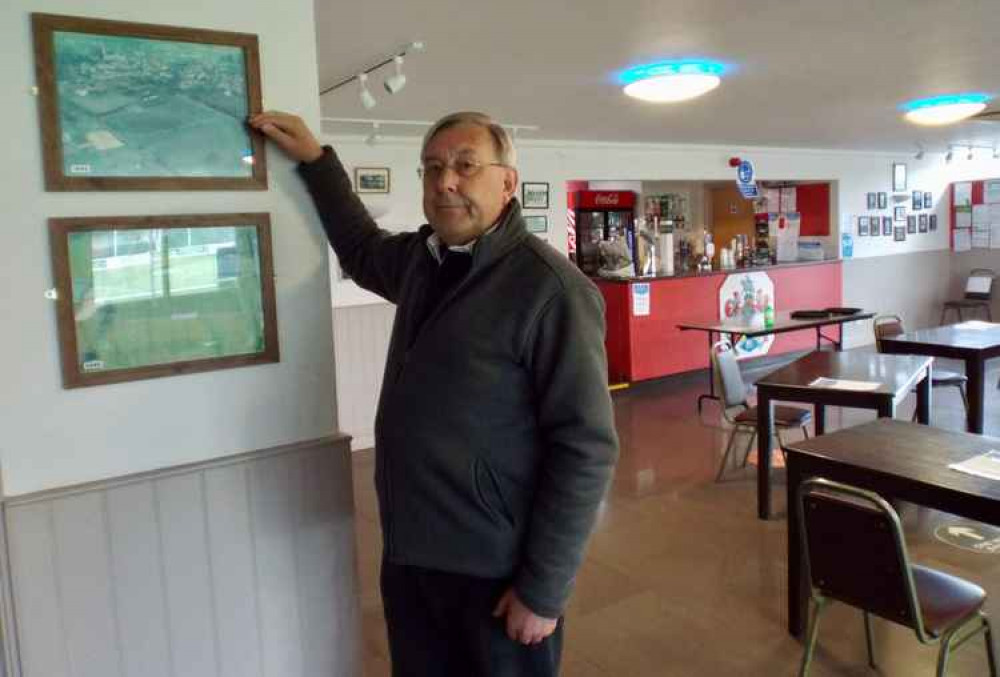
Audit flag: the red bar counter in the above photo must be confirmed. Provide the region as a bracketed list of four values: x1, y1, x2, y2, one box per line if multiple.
[594, 260, 844, 384]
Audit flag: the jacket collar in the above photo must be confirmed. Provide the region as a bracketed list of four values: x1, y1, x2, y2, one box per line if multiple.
[420, 199, 528, 270]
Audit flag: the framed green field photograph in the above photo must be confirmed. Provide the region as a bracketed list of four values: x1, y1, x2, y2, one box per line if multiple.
[49, 213, 279, 388]
[32, 13, 267, 191]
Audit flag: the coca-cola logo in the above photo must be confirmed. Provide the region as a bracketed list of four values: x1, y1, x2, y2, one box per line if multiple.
[594, 194, 620, 206]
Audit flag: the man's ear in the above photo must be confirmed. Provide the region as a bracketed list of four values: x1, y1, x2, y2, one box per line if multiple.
[504, 167, 519, 202]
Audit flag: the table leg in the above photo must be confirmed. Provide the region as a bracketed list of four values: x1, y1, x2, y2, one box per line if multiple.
[876, 398, 895, 419]
[814, 404, 826, 436]
[966, 355, 986, 434]
[697, 331, 717, 413]
[757, 391, 774, 520]
[915, 364, 932, 425]
[786, 454, 806, 636]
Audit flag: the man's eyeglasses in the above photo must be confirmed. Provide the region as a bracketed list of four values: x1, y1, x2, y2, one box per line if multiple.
[417, 158, 507, 181]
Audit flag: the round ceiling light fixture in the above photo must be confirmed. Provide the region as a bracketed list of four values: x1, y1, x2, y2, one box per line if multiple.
[900, 93, 993, 126]
[619, 60, 726, 103]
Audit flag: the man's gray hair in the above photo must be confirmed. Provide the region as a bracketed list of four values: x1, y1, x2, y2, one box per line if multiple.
[421, 112, 517, 168]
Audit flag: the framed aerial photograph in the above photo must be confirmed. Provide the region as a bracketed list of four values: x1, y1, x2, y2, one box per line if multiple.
[354, 167, 390, 193]
[32, 13, 266, 191]
[858, 217, 869, 236]
[907, 215, 917, 233]
[524, 214, 548, 233]
[894, 226, 906, 242]
[894, 206, 906, 222]
[882, 216, 892, 236]
[522, 182, 550, 209]
[919, 213, 929, 232]
[912, 190, 922, 211]
[877, 192, 888, 209]
[866, 192, 877, 210]
[929, 214, 938, 231]
[49, 212, 279, 388]
[923, 191, 933, 209]
[892, 162, 907, 192]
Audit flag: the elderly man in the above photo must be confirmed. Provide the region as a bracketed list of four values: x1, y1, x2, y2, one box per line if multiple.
[250, 110, 618, 677]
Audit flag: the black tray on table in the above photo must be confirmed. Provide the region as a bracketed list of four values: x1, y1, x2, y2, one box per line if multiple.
[824, 306, 862, 316]
[790, 309, 831, 319]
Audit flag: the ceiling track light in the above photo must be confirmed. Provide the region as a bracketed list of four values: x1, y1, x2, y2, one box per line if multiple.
[365, 122, 381, 146]
[320, 41, 425, 106]
[914, 146, 925, 160]
[968, 146, 976, 161]
[993, 146, 1000, 160]
[357, 73, 376, 110]
[945, 147, 954, 163]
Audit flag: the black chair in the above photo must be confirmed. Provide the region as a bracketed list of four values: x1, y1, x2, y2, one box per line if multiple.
[798, 478, 997, 676]
[941, 268, 995, 323]
[874, 314, 968, 416]
[710, 340, 810, 481]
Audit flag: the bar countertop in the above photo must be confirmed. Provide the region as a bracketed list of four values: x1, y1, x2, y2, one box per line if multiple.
[591, 258, 840, 284]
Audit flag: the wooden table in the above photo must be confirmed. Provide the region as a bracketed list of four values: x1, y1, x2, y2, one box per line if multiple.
[784, 418, 1000, 636]
[755, 350, 932, 519]
[678, 311, 875, 411]
[879, 321, 1000, 434]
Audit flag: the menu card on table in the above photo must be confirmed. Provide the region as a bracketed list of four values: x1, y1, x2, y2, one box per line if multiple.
[808, 377, 881, 391]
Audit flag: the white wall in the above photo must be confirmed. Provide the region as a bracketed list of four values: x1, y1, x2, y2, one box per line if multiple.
[0, 1, 336, 495]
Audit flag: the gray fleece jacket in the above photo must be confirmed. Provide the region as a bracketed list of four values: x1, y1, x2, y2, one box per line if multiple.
[298, 147, 618, 618]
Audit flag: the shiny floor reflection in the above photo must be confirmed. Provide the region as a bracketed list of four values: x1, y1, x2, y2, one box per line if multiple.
[353, 354, 1000, 676]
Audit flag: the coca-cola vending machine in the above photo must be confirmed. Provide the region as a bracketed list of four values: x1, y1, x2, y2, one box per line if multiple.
[568, 190, 637, 275]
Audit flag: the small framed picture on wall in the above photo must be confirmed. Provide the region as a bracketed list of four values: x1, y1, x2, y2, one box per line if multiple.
[354, 167, 390, 193]
[878, 192, 888, 209]
[923, 191, 933, 209]
[892, 162, 907, 192]
[912, 190, 922, 211]
[521, 182, 550, 209]
[524, 214, 548, 233]
[894, 226, 906, 242]
[858, 217, 869, 236]
[882, 216, 892, 236]
[870, 217, 880, 237]
[907, 215, 917, 233]
[867, 193, 877, 209]
[929, 214, 938, 231]
[918, 214, 928, 232]
[894, 206, 906, 222]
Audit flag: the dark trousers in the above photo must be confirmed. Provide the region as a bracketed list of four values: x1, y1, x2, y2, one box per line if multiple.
[380, 560, 563, 677]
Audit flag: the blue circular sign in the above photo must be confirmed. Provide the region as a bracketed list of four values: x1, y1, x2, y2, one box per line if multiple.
[738, 159, 755, 184]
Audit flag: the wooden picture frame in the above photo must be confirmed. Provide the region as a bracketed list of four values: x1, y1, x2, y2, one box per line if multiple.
[354, 167, 390, 193]
[522, 182, 550, 209]
[49, 212, 279, 388]
[32, 13, 267, 191]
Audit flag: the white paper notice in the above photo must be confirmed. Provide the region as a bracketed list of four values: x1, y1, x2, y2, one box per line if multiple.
[809, 377, 882, 391]
[955, 182, 973, 206]
[763, 188, 780, 213]
[992, 224, 1000, 249]
[974, 204, 990, 225]
[973, 226, 991, 248]
[956, 211, 972, 229]
[949, 450, 1000, 481]
[780, 186, 797, 213]
[954, 229, 972, 252]
[990, 204, 1000, 223]
[986, 180, 1000, 204]
[632, 282, 650, 317]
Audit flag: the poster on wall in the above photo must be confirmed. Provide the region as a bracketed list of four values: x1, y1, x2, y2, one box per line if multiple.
[718, 272, 775, 359]
[32, 13, 266, 191]
[954, 182, 973, 207]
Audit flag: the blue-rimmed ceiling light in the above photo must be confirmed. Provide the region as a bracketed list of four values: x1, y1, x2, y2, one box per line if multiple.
[619, 60, 726, 103]
[900, 93, 993, 126]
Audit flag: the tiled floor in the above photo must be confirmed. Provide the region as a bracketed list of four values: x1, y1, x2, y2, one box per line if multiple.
[352, 352, 1000, 676]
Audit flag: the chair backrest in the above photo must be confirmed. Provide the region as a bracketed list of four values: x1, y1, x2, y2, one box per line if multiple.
[965, 268, 996, 301]
[710, 340, 748, 408]
[798, 478, 927, 637]
[872, 314, 904, 353]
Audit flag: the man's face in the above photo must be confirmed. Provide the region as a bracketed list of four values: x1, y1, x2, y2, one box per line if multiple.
[421, 124, 518, 246]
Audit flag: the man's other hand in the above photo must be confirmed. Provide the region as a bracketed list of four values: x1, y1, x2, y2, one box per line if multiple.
[492, 588, 558, 645]
[249, 111, 323, 163]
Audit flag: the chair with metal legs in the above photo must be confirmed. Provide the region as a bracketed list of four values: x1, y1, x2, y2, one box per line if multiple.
[874, 314, 969, 416]
[710, 340, 811, 481]
[797, 478, 997, 676]
[941, 268, 995, 324]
